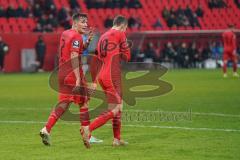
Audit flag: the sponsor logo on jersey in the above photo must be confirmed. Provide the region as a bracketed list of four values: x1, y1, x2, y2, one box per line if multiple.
[72, 40, 80, 48]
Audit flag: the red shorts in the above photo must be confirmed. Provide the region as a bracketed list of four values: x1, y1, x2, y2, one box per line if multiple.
[223, 50, 237, 61]
[58, 77, 89, 104]
[98, 77, 122, 104]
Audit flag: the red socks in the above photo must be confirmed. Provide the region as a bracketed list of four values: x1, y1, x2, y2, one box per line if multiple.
[223, 61, 238, 73]
[223, 62, 227, 74]
[45, 106, 66, 133]
[80, 107, 90, 126]
[112, 111, 121, 140]
[233, 61, 237, 72]
[89, 111, 114, 132]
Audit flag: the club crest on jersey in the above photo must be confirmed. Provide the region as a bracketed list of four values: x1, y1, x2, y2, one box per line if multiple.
[72, 40, 80, 48]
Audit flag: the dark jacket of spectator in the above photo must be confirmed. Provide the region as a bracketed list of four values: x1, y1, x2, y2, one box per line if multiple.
[35, 36, 46, 69]
[167, 14, 177, 27]
[196, 5, 204, 17]
[16, 5, 25, 17]
[0, 6, 5, 17]
[33, 23, 44, 32]
[162, 7, 170, 19]
[6, 6, 16, 17]
[185, 5, 193, 18]
[153, 18, 162, 29]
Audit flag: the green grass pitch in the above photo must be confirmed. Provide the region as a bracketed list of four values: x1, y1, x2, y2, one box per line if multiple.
[0, 69, 239, 160]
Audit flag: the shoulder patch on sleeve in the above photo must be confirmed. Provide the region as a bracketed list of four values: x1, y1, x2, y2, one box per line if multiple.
[72, 40, 80, 48]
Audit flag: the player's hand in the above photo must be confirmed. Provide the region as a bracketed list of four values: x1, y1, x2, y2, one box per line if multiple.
[72, 86, 82, 95]
[75, 78, 81, 87]
[87, 83, 97, 95]
[91, 83, 97, 90]
[87, 28, 94, 42]
[233, 50, 237, 55]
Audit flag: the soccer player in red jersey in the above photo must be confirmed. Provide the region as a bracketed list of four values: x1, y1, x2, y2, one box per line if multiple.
[222, 25, 239, 78]
[89, 15, 131, 146]
[40, 13, 93, 148]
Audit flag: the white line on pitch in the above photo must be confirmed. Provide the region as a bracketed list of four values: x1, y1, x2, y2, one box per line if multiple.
[0, 107, 239, 118]
[0, 120, 240, 133]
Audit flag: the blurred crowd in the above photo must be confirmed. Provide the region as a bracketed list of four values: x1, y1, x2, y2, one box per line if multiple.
[0, 5, 29, 18]
[208, 0, 227, 9]
[162, 5, 203, 28]
[29, 0, 75, 32]
[235, 0, 240, 8]
[85, 0, 142, 9]
[131, 41, 240, 68]
[104, 15, 142, 29]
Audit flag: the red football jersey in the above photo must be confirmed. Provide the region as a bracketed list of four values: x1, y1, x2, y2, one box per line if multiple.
[96, 28, 131, 80]
[58, 29, 84, 80]
[222, 30, 236, 52]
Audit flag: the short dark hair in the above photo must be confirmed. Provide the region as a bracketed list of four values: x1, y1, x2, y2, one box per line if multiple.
[72, 13, 87, 21]
[113, 15, 128, 26]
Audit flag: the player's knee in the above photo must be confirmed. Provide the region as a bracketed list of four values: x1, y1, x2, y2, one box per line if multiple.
[112, 104, 122, 116]
[79, 102, 88, 109]
[57, 101, 70, 110]
[118, 103, 123, 112]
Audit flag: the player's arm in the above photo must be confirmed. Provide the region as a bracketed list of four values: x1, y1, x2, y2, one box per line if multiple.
[83, 29, 94, 50]
[120, 33, 131, 61]
[71, 51, 81, 86]
[70, 37, 83, 86]
[89, 50, 103, 91]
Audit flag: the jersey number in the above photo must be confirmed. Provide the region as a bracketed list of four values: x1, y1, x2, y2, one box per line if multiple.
[100, 39, 108, 58]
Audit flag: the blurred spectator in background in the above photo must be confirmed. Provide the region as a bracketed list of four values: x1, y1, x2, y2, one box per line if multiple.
[128, 16, 142, 29]
[208, 0, 227, 9]
[35, 35, 46, 72]
[24, 6, 32, 17]
[202, 43, 212, 61]
[69, 0, 80, 10]
[0, 6, 5, 17]
[189, 13, 200, 27]
[104, 16, 113, 28]
[6, 5, 16, 17]
[44, 0, 55, 13]
[143, 42, 156, 62]
[185, 5, 193, 18]
[196, 4, 204, 17]
[85, 0, 142, 9]
[39, 14, 47, 27]
[153, 18, 162, 29]
[161, 42, 177, 64]
[181, 15, 190, 27]
[211, 41, 223, 60]
[188, 42, 200, 67]
[47, 14, 58, 28]
[0, 36, 9, 72]
[58, 7, 71, 29]
[167, 14, 177, 28]
[177, 42, 189, 68]
[33, 3, 43, 18]
[162, 6, 170, 19]
[48, 4, 57, 16]
[235, 0, 240, 8]
[15, 5, 25, 17]
[128, 0, 142, 8]
[44, 24, 54, 32]
[176, 6, 185, 17]
[33, 23, 44, 32]
[162, 4, 202, 28]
